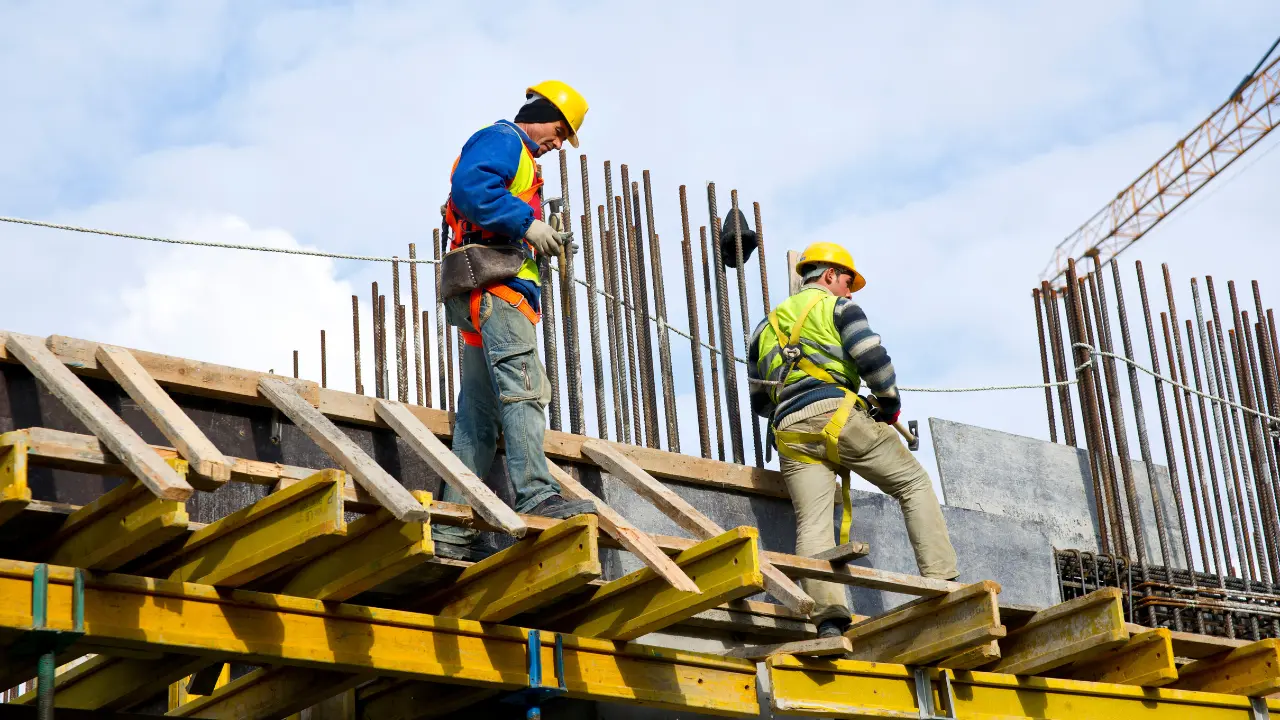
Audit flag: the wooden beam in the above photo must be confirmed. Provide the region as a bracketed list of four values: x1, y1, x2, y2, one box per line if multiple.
[581, 438, 815, 615]
[168, 666, 369, 719]
[810, 541, 870, 562]
[937, 640, 1001, 670]
[44, 469, 189, 571]
[95, 344, 232, 488]
[12, 653, 216, 711]
[0, 431, 32, 527]
[679, 607, 815, 639]
[1162, 626, 1251, 660]
[375, 398, 525, 536]
[258, 377, 426, 522]
[4, 333, 193, 501]
[1058, 628, 1178, 687]
[169, 661, 231, 710]
[279, 491, 433, 602]
[143, 469, 347, 586]
[1172, 639, 1280, 696]
[548, 526, 765, 641]
[992, 588, 1129, 676]
[843, 580, 1005, 666]
[723, 636, 852, 661]
[547, 460, 701, 594]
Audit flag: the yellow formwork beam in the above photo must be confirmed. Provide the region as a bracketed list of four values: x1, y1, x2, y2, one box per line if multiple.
[0, 559, 760, 717]
[767, 655, 1280, 719]
[12, 652, 215, 711]
[418, 513, 601, 622]
[992, 587, 1128, 675]
[356, 678, 497, 720]
[168, 665, 368, 718]
[279, 491, 433, 602]
[1173, 638, 1280, 697]
[45, 462, 190, 571]
[169, 661, 231, 711]
[1057, 627, 1178, 687]
[844, 580, 1005, 665]
[145, 469, 346, 586]
[549, 526, 764, 641]
[0, 430, 32, 527]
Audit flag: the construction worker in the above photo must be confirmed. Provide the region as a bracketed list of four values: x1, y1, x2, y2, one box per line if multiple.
[434, 81, 595, 560]
[747, 242, 958, 638]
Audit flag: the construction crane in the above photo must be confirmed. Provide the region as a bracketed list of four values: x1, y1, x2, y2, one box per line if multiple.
[1040, 43, 1280, 287]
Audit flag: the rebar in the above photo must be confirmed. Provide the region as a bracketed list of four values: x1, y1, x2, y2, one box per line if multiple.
[1237, 290, 1279, 584]
[625, 170, 659, 448]
[681, 187, 711, 459]
[1033, 288, 1059, 442]
[410, 243, 423, 406]
[540, 229, 562, 431]
[730, 190, 763, 467]
[433, 229, 447, 411]
[393, 258, 407, 402]
[1247, 316, 1280, 586]
[1043, 283, 1077, 444]
[644, 170, 679, 453]
[1065, 259, 1115, 556]
[701, 225, 726, 461]
[754, 202, 771, 313]
[320, 330, 327, 389]
[1253, 284, 1280, 533]
[1231, 319, 1275, 584]
[379, 294, 390, 398]
[352, 295, 364, 395]
[580, 156, 607, 439]
[422, 310, 432, 408]
[1161, 312, 1212, 574]
[615, 194, 642, 445]
[708, 182, 745, 464]
[602, 162, 631, 441]
[1187, 298, 1238, 589]
[372, 281, 383, 399]
[1083, 275, 1126, 556]
[558, 149, 584, 435]
[600, 204, 626, 442]
[293, 349, 299, 379]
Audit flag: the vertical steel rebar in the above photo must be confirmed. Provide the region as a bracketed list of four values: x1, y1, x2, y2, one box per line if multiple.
[580, 156, 607, 439]
[422, 310, 432, 408]
[393, 258, 407, 402]
[1231, 318, 1276, 584]
[1043, 283, 1077, 445]
[701, 225, 726, 462]
[600, 204, 626, 442]
[619, 167, 649, 443]
[643, 171, 679, 452]
[627, 173, 660, 448]
[372, 281, 383, 399]
[433, 229, 447, 411]
[1033, 288, 1059, 442]
[320, 330, 327, 389]
[1254, 284, 1280, 516]
[708, 182, 745, 464]
[1066, 259, 1115, 556]
[352, 295, 364, 395]
[681, 188, 711, 458]
[615, 194, 642, 445]
[754, 202, 771, 313]
[1187, 306, 1238, 588]
[1082, 275, 1127, 556]
[1247, 315, 1280, 584]
[409, 243, 423, 406]
[1162, 312, 1212, 574]
[540, 236, 563, 432]
[558, 149, 584, 436]
[730, 190, 764, 467]
[379, 294, 390, 398]
[293, 350, 299, 379]
[1238, 290, 1279, 581]
[603, 162, 632, 441]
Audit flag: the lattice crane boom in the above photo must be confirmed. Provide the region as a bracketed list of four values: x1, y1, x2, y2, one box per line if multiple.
[1041, 52, 1280, 287]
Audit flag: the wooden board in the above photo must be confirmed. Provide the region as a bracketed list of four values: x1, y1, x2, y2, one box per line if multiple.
[1172, 638, 1280, 697]
[844, 580, 1005, 665]
[10, 653, 217, 712]
[4, 333, 192, 501]
[167, 666, 367, 719]
[1059, 628, 1178, 687]
[992, 588, 1129, 676]
[44, 471, 189, 570]
[258, 377, 426, 522]
[0, 432, 32, 528]
[96, 344, 232, 488]
[810, 541, 871, 562]
[582, 438, 815, 615]
[723, 636, 852, 661]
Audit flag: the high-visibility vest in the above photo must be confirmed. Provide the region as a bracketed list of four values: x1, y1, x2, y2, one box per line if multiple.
[756, 287, 862, 407]
[444, 124, 543, 287]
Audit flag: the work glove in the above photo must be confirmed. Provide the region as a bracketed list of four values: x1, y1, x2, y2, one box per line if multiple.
[868, 396, 901, 426]
[525, 218, 574, 258]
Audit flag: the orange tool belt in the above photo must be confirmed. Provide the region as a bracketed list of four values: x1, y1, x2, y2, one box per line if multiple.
[458, 284, 541, 347]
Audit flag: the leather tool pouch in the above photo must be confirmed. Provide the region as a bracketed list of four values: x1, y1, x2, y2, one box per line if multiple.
[439, 244, 526, 299]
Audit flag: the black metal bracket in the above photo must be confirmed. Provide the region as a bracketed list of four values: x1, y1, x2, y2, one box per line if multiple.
[502, 630, 567, 720]
[9, 564, 86, 718]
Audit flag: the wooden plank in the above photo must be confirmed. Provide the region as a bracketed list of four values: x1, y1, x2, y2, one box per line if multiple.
[937, 640, 1001, 670]
[145, 469, 347, 586]
[416, 514, 601, 622]
[279, 491, 434, 602]
[44, 470, 189, 570]
[1172, 638, 1280, 696]
[169, 661, 231, 710]
[168, 666, 368, 719]
[844, 580, 1005, 665]
[375, 398, 525, 536]
[11, 653, 216, 711]
[259, 377, 426, 522]
[582, 438, 815, 615]
[679, 607, 815, 639]
[548, 460, 701, 594]
[549, 526, 765, 641]
[1162, 626, 1251, 660]
[1059, 628, 1178, 687]
[0, 431, 32, 527]
[723, 636, 852, 661]
[810, 541, 870, 562]
[992, 588, 1129, 676]
[4, 333, 193, 501]
[95, 344, 232, 488]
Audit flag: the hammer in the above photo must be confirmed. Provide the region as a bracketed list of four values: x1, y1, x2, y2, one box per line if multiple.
[862, 396, 920, 451]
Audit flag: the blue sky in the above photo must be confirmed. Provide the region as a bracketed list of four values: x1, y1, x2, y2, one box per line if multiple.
[3, 1, 1280, 490]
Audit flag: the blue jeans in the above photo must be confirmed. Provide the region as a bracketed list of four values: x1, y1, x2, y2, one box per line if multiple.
[436, 291, 559, 544]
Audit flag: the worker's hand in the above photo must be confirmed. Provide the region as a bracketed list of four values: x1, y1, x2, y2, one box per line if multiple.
[869, 397, 901, 426]
[525, 219, 574, 257]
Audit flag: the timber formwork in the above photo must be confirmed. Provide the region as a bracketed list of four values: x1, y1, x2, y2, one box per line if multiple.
[0, 331, 1278, 719]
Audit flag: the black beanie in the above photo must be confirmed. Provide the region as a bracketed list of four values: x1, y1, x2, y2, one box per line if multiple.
[718, 207, 759, 268]
[514, 94, 566, 124]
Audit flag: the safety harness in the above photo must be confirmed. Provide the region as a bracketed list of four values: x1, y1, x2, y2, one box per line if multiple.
[765, 292, 866, 545]
[458, 284, 540, 348]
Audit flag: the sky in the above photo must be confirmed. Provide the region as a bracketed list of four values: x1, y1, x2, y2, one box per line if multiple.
[3, 1, 1280, 501]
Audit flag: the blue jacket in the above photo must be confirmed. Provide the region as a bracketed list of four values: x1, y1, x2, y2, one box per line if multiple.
[450, 120, 541, 309]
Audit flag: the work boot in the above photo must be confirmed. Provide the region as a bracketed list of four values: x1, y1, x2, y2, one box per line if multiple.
[527, 494, 597, 520]
[432, 534, 499, 563]
[816, 618, 851, 639]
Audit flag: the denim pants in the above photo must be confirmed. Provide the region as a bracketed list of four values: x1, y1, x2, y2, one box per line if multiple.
[435, 291, 559, 545]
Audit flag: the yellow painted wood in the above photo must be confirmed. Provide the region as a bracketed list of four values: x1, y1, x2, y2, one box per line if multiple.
[937, 640, 1001, 670]
[723, 636, 852, 661]
[155, 469, 346, 586]
[1173, 639, 1280, 697]
[0, 559, 760, 716]
[169, 661, 231, 710]
[0, 431, 32, 527]
[768, 654, 1280, 719]
[357, 679, 499, 720]
[993, 588, 1129, 675]
[420, 514, 601, 622]
[1060, 628, 1179, 687]
[46, 462, 189, 571]
[552, 526, 765, 641]
[12, 653, 215, 711]
[281, 490, 433, 602]
[169, 666, 367, 719]
[844, 580, 1005, 665]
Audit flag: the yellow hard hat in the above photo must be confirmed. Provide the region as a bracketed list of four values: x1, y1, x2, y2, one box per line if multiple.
[527, 80, 588, 148]
[796, 242, 866, 293]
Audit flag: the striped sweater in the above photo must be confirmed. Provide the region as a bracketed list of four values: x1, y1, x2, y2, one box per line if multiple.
[747, 284, 900, 427]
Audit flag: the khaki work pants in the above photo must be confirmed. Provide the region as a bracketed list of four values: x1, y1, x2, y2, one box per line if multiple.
[778, 404, 958, 623]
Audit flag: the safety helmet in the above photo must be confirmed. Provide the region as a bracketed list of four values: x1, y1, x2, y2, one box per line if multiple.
[796, 242, 865, 293]
[527, 80, 588, 148]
